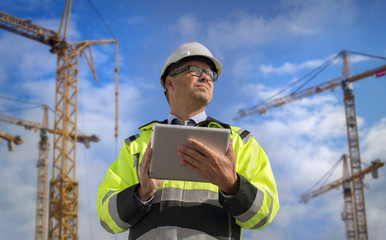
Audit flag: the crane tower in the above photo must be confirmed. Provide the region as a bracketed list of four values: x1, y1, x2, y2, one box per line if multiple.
[0, 1, 119, 239]
[0, 108, 100, 240]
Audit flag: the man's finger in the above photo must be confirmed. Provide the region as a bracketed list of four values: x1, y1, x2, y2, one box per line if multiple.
[186, 138, 215, 157]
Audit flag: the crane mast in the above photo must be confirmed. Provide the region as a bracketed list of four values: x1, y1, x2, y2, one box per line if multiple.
[36, 106, 50, 240]
[342, 51, 367, 240]
[0, 110, 99, 240]
[234, 50, 386, 240]
[342, 154, 356, 239]
[49, 37, 79, 240]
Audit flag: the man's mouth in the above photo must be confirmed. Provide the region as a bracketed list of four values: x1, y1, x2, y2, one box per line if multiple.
[196, 84, 208, 90]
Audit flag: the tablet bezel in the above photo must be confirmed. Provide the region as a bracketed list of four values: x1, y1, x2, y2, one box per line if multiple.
[150, 124, 230, 182]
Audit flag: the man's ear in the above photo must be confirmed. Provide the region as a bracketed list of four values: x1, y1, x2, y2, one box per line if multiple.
[165, 76, 174, 92]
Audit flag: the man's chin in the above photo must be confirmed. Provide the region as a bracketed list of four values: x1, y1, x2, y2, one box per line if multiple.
[193, 95, 211, 106]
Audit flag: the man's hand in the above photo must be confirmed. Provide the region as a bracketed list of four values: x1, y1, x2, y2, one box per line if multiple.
[135, 141, 164, 202]
[178, 138, 239, 195]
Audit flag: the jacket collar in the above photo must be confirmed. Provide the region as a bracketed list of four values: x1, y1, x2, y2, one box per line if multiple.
[138, 116, 230, 132]
[196, 116, 231, 129]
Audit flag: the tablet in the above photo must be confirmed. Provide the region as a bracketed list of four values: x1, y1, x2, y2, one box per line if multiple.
[150, 124, 231, 182]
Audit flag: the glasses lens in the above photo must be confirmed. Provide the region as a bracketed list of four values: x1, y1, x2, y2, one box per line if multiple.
[189, 66, 203, 77]
[211, 72, 218, 81]
[189, 66, 217, 81]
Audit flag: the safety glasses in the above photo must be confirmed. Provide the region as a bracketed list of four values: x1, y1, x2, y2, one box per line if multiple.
[171, 65, 218, 82]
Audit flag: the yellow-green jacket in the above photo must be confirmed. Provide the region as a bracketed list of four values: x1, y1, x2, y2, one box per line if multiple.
[97, 117, 279, 239]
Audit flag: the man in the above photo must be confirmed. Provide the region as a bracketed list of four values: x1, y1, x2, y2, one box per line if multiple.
[97, 42, 279, 239]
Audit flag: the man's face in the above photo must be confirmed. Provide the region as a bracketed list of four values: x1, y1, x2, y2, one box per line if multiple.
[167, 60, 214, 107]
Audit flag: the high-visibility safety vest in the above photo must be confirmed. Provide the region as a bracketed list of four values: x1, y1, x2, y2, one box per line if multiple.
[97, 117, 279, 240]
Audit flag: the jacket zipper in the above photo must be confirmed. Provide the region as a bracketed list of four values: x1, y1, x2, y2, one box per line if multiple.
[133, 153, 140, 182]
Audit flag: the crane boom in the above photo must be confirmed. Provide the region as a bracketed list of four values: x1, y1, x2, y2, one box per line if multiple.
[234, 63, 386, 119]
[341, 51, 368, 240]
[0, 114, 100, 144]
[0, 11, 60, 48]
[0, 131, 23, 151]
[300, 159, 384, 203]
[0, 131, 23, 144]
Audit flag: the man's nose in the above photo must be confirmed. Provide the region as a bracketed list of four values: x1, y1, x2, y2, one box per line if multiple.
[199, 72, 211, 83]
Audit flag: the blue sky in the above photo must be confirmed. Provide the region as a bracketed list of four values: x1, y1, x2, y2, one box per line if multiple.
[1, 0, 386, 239]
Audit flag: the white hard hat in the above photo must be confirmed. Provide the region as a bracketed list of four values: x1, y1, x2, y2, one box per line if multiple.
[160, 42, 222, 88]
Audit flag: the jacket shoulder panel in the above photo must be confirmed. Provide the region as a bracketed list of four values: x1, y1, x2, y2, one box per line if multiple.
[124, 119, 167, 147]
[124, 134, 140, 147]
[236, 128, 253, 145]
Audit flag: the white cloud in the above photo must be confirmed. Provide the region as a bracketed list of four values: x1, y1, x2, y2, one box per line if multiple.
[176, 14, 199, 39]
[238, 82, 280, 104]
[361, 118, 386, 161]
[0, 128, 40, 238]
[260, 59, 326, 75]
[201, 0, 360, 51]
[127, 15, 145, 25]
[278, 0, 360, 29]
[22, 78, 56, 105]
[258, 52, 373, 77]
[174, 3, 334, 51]
[0, 34, 55, 80]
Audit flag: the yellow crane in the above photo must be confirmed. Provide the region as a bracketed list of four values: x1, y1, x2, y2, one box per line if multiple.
[0, 0, 119, 239]
[0, 112, 100, 147]
[234, 51, 386, 240]
[300, 154, 384, 239]
[300, 155, 384, 203]
[0, 106, 100, 240]
[0, 131, 23, 151]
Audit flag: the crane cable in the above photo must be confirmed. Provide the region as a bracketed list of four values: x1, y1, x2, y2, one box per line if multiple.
[0, 95, 44, 107]
[0, 95, 39, 106]
[263, 53, 341, 103]
[0, 95, 55, 116]
[264, 50, 386, 104]
[290, 53, 341, 95]
[302, 156, 343, 196]
[86, 0, 119, 161]
[346, 50, 386, 61]
[0, 106, 41, 114]
[87, 0, 117, 40]
[83, 2, 119, 239]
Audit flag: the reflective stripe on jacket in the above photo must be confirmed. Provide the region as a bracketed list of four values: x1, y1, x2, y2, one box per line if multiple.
[97, 117, 279, 239]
